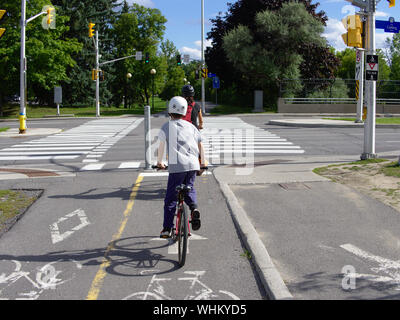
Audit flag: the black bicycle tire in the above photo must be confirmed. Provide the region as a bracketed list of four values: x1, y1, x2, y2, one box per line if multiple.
[178, 205, 188, 267]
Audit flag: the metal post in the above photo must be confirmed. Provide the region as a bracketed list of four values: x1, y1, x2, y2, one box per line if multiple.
[201, 0, 206, 115]
[152, 76, 154, 113]
[95, 30, 100, 117]
[144, 105, 152, 170]
[361, 1, 377, 160]
[355, 49, 364, 123]
[19, 0, 27, 134]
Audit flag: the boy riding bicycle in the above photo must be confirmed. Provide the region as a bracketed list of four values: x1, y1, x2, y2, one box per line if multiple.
[157, 96, 206, 238]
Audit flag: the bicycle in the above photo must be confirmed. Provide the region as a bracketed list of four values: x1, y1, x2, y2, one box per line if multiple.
[152, 164, 208, 267]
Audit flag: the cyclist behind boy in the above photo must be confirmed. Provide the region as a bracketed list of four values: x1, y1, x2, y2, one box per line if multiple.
[157, 96, 206, 238]
[181, 85, 203, 130]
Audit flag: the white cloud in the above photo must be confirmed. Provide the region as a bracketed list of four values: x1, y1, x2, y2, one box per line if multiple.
[323, 16, 393, 51]
[376, 11, 389, 17]
[126, 0, 155, 8]
[323, 18, 347, 51]
[180, 40, 212, 60]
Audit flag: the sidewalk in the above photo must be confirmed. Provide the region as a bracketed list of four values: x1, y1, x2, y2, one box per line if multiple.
[0, 127, 62, 137]
[268, 117, 400, 128]
[213, 153, 400, 300]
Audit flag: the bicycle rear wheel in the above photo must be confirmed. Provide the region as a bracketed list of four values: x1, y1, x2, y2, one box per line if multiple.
[177, 205, 188, 267]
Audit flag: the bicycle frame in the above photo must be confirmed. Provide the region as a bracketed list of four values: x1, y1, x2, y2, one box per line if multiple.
[174, 192, 191, 239]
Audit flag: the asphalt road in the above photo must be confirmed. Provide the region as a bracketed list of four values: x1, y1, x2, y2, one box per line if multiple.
[1, 114, 400, 301]
[0, 115, 265, 301]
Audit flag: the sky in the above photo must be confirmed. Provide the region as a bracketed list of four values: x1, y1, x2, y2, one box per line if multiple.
[126, 0, 400, 59]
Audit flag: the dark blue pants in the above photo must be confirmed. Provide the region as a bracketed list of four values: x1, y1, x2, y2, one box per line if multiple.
[163, 171, 198, 229]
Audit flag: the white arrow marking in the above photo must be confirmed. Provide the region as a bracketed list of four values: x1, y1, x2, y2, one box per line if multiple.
[152, 233, 208, 254]
[50, 209, 90, 244]
[341, 243, 400, 288]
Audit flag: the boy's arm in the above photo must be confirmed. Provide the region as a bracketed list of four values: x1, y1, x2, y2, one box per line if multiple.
[198, 109, 203, 129]
[157, 140, 166, 168]
[198, 141, 205, 166]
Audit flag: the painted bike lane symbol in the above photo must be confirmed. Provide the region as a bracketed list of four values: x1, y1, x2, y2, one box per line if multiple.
[122, 270, 240, 300]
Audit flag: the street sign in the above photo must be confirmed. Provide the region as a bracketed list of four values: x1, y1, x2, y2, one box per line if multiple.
[366, 54, 378, 81]
[376, 17, 400, 33]
[208, 72, 216, 78]
[183, 54, 190, 63]
[135, 51, 142, 60]
[212, 76, 220, 89]
[54, 86, 62, 104]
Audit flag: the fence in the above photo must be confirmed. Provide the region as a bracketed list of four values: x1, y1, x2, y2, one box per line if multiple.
[278, 79, 400, 113]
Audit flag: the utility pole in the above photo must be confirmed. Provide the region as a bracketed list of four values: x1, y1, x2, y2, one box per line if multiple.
[201, 0, 206, 115]
[20, 0, 27, 133]
[19, 2, 54, 133]
[95, 30, 100, 117]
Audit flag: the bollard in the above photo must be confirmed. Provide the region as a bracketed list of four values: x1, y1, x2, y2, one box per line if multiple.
[144, 105, 152, 170]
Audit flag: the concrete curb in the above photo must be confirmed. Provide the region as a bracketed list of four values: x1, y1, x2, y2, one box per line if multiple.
[268, 119, 400, 128]
[213, 168, 293, 300]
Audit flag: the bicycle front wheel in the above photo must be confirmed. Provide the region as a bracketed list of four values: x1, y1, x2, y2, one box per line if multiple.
[177, 205, 188, 267]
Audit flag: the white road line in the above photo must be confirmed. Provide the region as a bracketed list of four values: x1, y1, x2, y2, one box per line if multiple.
[80, 163, 106, 171]
[2, 147, 94, 151]
[118, 162, 141, 169]
[0, 156, 80, 160]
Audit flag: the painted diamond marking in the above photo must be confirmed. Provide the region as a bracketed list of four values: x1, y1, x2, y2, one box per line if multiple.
[50, 209, 90, 244]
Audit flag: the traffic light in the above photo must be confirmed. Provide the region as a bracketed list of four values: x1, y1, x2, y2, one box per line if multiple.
[177, 54, 181, 66]
[341, 15, 363, 48]
[388, 0, 395, 7]
[0, 10, 6, 39]
[145, 52, 150, 64]
[92, 69, 97, 81]
[46, 6, 55, 28]
[89, 22, 95, 38]
[201, 68, 208, 78]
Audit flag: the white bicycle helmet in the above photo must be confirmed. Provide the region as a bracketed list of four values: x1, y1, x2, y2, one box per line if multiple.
[168, 96, 188, 115]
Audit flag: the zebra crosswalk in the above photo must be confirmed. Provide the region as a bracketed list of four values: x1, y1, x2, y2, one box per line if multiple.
[202, 117, 304, 164]
[0, 118, 143, 162]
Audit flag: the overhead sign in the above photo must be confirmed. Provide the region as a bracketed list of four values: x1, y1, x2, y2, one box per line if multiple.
[366, 54, 378, 81]
[212, 76, 220, 89]
[376, 17, 400, 33]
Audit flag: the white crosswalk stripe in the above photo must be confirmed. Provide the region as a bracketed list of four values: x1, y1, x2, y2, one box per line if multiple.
[0, 118, 143, 162]
[201, 117, 304, 163]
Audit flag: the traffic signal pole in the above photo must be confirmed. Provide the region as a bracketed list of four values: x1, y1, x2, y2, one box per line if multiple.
[361, 0, 377, 159]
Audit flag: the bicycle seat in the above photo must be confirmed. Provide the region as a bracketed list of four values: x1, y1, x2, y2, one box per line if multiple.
[176, 184, 192, 193]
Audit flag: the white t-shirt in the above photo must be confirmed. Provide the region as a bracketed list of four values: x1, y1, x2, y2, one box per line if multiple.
[158, 119, 202, 173]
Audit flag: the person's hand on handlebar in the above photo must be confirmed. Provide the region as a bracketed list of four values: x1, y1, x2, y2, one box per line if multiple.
[156, 162, 166, 170]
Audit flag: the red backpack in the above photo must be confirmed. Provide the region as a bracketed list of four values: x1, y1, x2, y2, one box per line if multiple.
[182, 102, 193, 123]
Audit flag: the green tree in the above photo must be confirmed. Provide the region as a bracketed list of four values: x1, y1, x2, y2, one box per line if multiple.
[222, 2, 327, 102]
[112, 3, 167, 107]
[52, 0, 120, 107]
[0, 0, 82, 110]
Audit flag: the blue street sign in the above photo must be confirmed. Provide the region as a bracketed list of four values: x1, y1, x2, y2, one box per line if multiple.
[212, 76, 220, 89]
[376, 17, 400, 33]
[208, 72, 216, 78]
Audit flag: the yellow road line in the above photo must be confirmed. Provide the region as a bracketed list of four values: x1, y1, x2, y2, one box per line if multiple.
[86, 175, 143, 300]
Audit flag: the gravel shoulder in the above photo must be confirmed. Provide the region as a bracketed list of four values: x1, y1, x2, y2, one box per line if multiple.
[313, 159, 400, 213]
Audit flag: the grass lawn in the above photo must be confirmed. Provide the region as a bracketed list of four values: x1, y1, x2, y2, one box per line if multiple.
[0, 98, 168, 119]
[324, 117, 400, 124]
[0, 190, 39, 233]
